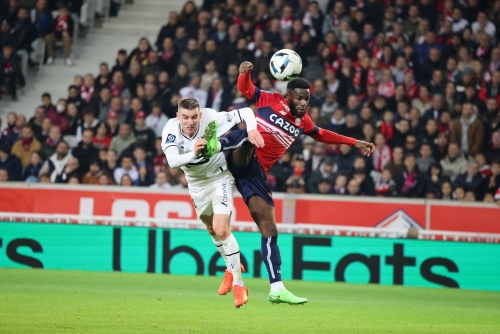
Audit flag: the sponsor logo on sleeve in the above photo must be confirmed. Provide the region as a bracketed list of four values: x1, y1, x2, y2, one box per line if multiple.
[165, 134, 176, 144]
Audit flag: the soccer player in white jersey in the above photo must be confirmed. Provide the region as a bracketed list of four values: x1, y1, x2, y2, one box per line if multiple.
[161, 97, 264, 308]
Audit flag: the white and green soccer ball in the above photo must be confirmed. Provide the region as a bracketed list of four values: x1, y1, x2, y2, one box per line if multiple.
[269, 49, 302, 81]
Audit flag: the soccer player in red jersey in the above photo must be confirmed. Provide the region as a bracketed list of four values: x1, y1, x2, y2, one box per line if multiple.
[204, 61, 375, 304]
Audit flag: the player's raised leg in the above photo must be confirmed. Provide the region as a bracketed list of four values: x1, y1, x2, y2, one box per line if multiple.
[247, 196, 307, 305]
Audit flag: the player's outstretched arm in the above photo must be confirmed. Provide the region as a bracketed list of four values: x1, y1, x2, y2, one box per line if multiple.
[310, 127, 375, 156]
[164, 139, 207, 168]
[237, 61, 257, 100]
[224, 107, 265, 148]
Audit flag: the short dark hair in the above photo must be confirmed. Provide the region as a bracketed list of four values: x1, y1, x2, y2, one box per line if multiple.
[42, 93, 51, 99]
[287, 78, 310, 90]
[82, 106, 95, 116]
[178, 97, 200, 110]
[118, 49, 127, 55]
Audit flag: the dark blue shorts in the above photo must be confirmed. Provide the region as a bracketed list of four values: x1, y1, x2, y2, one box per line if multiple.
[225, 151, 274, 207]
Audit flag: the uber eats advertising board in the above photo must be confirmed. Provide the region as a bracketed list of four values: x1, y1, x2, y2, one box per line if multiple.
[1, 222, 499, 291]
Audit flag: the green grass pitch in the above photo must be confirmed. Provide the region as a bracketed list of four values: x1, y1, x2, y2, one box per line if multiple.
[1, 268, 499, 333]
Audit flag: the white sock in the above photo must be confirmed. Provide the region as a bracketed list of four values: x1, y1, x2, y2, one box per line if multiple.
[221, 234, 244, 286]
[270, 281, 285, 292]
[211, 236, 230, 270]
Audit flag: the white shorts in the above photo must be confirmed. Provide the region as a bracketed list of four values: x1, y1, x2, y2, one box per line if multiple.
[189, 170, 235, 218]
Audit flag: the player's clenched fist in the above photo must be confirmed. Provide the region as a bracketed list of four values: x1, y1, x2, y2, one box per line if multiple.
[239, 61, 253, 74]
[194, 139, 207, 157]
[248, 129, 265, 148]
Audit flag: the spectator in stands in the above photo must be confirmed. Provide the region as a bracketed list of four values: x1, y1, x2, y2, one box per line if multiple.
[29, 106, 46, 139]
[375, 168, 398, 197]
[441, 142, 468, 182]
[76, 107, 98, 142]
[39, 125, 60, 159]
[396, 153, 425, 198]
[46, 98, 68, 134]
[145, 103, 168, 138]
[31, 0, 53, 39]
[417, 143, 435, 174]
[11, 125, 41, 168]
[39, 140, 72, 183]
[128, 37, 152, 67]
[72, 128, 99, 173]
[453, 162, 484, 198]
[92, 122, 112, 150]
[340, 114, 363, 139]
[133, 111, 156, 156]
[82, 159, 108, 185]
[2, 114, 25, 151]
[449, 103, 484, 157]
[335, 144, 358, 175]
[45, 4, 74, 66]
[179, 75, 207, 107]
[13, 7, 37, 55]
[22, 151, 43, 182]
[180, 38, 201, 74]
[110, 71, 131, 99]
[372, 133, 392, 173]
[114, 155, 138, 184]
[109, 123, 136, 157]
[0, 43, 25, 101]
[206, 77, 232, 112]
[108, 97, 133, 125]
[306, 156, 336, 194]
[489, 131, 500, 163]
[55, 156, 80, 183]
[0, 168, 8, 182]
[119, 174, 134, 186]
[0, 145, 22, 180]
[149, 170, 171, 189]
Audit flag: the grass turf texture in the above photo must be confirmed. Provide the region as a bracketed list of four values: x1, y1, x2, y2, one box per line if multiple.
[1, 269, 499, 333]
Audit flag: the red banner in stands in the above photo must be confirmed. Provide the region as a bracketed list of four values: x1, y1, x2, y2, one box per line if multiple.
[1, 185, 499, 233]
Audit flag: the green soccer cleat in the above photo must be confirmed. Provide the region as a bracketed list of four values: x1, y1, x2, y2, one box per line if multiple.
[203, 120, 219, 157]
[268, 288, 308, 305]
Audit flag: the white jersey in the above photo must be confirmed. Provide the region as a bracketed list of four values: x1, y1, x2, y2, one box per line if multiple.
[161, 107, 256, 187]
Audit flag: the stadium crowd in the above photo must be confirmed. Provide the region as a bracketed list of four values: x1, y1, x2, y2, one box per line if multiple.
[1, 0, 500, 203]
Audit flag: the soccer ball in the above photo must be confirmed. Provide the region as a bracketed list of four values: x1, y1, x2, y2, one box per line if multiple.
[269, 49, 302, 81]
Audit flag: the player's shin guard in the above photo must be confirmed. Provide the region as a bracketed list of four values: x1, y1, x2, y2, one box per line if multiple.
[220, 129, 249, 152]
[261, 236, 282, 284]
[211, 236, 230, 270]
[221, 234, 243, 286]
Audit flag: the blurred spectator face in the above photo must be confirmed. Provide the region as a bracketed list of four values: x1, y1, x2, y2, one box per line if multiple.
[175, 26, 186, 40]
[397, 102, 409, 116]
[158, 72, 169, 85]
[404, 155, 417, 171]
[119, 124, 131, 138]
[362, 123, 374, 139]
[34, 107, 45, 122]
[227, 64, 238, 77]
[347, 179, 360, 195]
[492, 132, 500, 148]
[353, 157, 366, 170]
[313, 142, 326, 156]
[134, 148, 146, 163]
[452, 8, 462, 20]
[205, 60, 216, 73]
[374, 133, 386, 148]
[99, 63, 109, 77]
[425, 119, 437, 134]
[107, 150, 118, 163]
[135, 113, 145, 127]
[398, 119, 410, 134]
[99, 174, 109, 185]
[492, 71, 500, 86]
[145, 84, 157, 99]
[432, 70, 443, 84]
[131, 98, 142, 112]
[345, 115, 357, 128]
[112, 71, 124, 85]
[467, 162, 478, 177]
[405, 135, 417, 150]
[332, 108, 344, 121]
[36, 0, 47, 11]
[121, 157, 133, 170]
[393, 147, 403, 162]
[168, 11, 178, 24]
[483, 193, 494, 203]
[445, 82, 455, 97]
[162, 38, 174, 52]
[347, 95, 359, 109]
[448, 143, 460, 158]
[492, 48, 500, 62]
[383, 110, 394, 124]
[313, 79, 325, 94]
[333, 1, 344, 15]
[82, 130, 93, 145]
[477, 12, 487, 25]
[111, 97, 122, 111]
[59, 6, 68, 18]
[260, 78, 272, 91]
[130, 63, 141, 76]
[340, 144, 351, 155]
[156, 171, 167, 186]
[420, 144, 432, 159]
[121, 175, 133, 186]
[437, 133, 448, 148]
[381, 169, 392, 181]
[419, 86, 430, 100]
[74, 75, 83, 87]
[187, 39, 198, 52]
[31, 152, 41, 166]
[16, 115, 26, 128]
[446, 58, 457, 72]
[148, 51, 158, 64]
[21, 126, 33, 140]
[475, 154, 486, 168]
[138, 39, 150, 52]
[100, 88, 111, 102]
[107, 115, 118, 130]
[429, 48, 440, 63]
[335, 175, 347, 188]
[464, 191, 476, 202]
[395, 57, 406, 70]
[318, 180, 332, 194]
[41, 118, 52, 132]
[0, 169, 8, 182]
[491, 162, 500, 176]
[360, 108, 372, 122]
[462, 103, 473, 118]
[49, 125, 61, 142]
